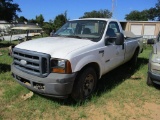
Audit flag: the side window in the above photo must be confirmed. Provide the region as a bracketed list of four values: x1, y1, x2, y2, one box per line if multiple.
[106, 22, 120, 37]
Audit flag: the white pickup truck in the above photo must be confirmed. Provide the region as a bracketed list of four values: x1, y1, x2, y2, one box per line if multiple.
[11, 18, 143, 101]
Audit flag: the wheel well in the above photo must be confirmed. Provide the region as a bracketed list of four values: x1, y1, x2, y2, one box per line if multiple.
[135, 47, 140, 53]
[79, 62, 100, 79]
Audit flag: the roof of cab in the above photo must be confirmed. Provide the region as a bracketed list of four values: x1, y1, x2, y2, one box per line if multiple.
[69, 18, 118, 22]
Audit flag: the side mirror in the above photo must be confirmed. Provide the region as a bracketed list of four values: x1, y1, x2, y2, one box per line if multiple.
[105, 36, 116, 46]
[115, 33, 124, 45]
[147, 39, 155, 44]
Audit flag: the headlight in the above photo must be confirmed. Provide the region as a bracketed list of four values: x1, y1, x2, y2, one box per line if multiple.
[58, 60, 65, 67]
[153, 45, 157, 54]
[151, 53, 160, 63]
[51, 59, 72, 74]
[155, 57, 160, 63]
[152, 56, 160, 63]
[151, 69, 160, 75]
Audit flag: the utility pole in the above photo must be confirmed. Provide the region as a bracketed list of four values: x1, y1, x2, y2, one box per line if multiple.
[112, 0, 115, 18]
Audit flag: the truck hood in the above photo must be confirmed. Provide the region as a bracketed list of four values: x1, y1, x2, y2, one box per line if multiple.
[15, 37, 94, 58]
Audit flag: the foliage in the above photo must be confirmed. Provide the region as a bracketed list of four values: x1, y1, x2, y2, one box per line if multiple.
[42, 11, 68, 35]
[146, 0, 160, 21]
[28, 19, 37, 24]
[0, 0, 21, 22]
[156, 0, 160, 8]
[155, 0, 160, 20]
[80, 9, 112, 18]
[148, 7, 158, 20]
[125, 10, 149, 21]
[17, 16, 28, 23]
[125, 0, 160, 21]
[36, 14, 44, 27]
[42, 21, 54, 35]
[53, 13, 67, 31]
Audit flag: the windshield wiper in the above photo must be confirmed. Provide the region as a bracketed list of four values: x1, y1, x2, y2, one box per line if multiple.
[53, 34, 94, 41]
[66, 35, 94, 40]
[65, 35, 82, 39]
[52, 34, 61, 37]
[53, 34, 82, 39]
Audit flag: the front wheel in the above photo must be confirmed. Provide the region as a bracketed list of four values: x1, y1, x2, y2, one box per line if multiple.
[71, 67, 97, 101]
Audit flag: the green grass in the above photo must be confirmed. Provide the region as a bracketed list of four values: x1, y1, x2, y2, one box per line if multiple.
[0, 42, 160, 120]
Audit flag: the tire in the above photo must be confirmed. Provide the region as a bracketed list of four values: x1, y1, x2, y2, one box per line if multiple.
[71, 67, 97, 101]
[129, 49, 139, 68]
[147, 75, 153, 86]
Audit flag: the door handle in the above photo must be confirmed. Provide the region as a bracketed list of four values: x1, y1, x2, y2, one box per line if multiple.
[99, 50, 104, 54]
[99, 50, 104, 57]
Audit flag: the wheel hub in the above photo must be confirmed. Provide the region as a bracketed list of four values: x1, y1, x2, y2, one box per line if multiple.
[83, 74, 94, 96]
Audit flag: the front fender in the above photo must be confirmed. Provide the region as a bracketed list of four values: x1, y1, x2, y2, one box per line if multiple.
[72, 55, 104, 78]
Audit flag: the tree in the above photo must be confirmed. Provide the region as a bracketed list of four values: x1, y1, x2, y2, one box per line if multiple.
[148, 7, 158, 20]
[53, 13, 67, 31]
[125, 10, 149, 21]
[36, 14, 44, 27]
[155, 0, 160, 20]
[145, 0, 160, 21]
[0, 0, 21, 22]
[80, 9, 112, 18]
[28, 19, 37, 24]
[17, 16, 28, 23]
[43, 20, 55, 35]
[125, 0, 160, 21]
[156, 0, 160, 9]
[42, 12, 68, 35]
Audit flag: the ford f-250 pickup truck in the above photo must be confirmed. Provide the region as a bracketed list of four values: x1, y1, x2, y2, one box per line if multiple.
[11, 18, 143, 101]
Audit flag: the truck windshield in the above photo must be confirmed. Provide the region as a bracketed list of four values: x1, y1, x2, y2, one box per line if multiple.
[54, 20, 107, 42]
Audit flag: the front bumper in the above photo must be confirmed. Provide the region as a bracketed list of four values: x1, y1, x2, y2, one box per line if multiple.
[11, 64, 77, 98]
[148, 71, 160, 85]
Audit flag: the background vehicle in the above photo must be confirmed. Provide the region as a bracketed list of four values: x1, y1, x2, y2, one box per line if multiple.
[147, 32, 160, 86]
[11, 18, 143, 101]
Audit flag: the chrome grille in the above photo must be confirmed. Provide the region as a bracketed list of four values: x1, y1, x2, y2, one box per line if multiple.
[13, 48, 50, 78]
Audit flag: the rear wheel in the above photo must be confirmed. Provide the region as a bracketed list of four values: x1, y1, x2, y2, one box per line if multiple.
[128, 49, 139, 69]
[71, 67, 97, 101]
[130, 49, 138, 66]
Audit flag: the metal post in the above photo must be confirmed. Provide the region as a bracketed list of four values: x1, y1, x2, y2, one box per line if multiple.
[26, 30, 29, 40]
[10, 30, 13, 43]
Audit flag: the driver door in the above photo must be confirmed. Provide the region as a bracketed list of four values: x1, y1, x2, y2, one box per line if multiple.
[103, 22, 125, 73]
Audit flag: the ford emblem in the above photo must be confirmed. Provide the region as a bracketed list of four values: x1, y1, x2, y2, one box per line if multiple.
[20, 60, 27, 65]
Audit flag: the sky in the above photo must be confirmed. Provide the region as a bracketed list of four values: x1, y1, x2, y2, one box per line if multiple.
[13, 0, 157, 22]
